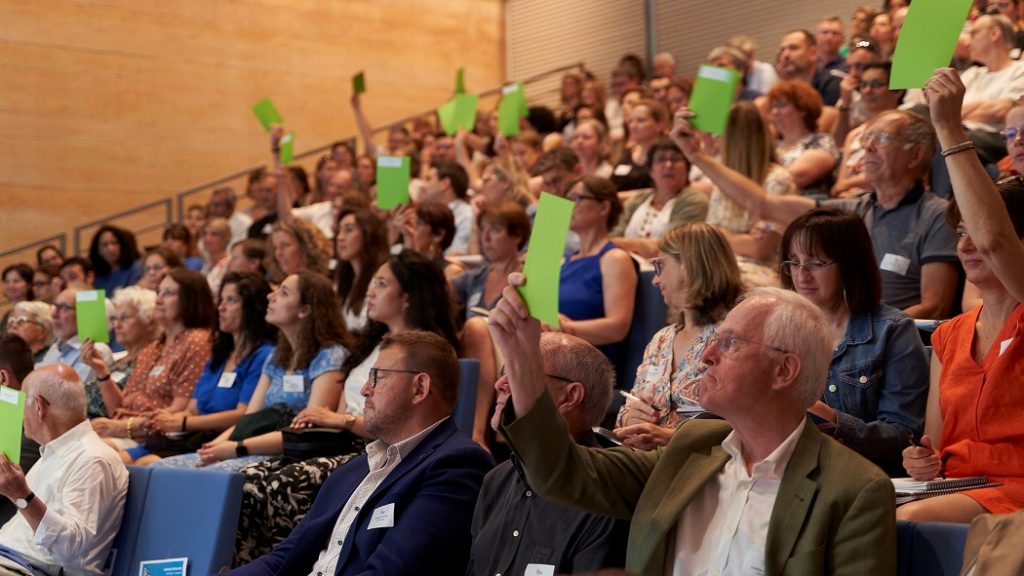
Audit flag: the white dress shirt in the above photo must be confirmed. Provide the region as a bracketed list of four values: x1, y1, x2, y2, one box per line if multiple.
[37, 335, 113, 385]
[0, 421, 128, 576]
[446, 199, 474, 256]
[672, 419, 806, 576]
[228, 211, 254, 246]
[307, 417, 447, 576]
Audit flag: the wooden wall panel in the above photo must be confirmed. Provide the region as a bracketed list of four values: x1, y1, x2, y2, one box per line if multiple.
[0, 0, 505, 253]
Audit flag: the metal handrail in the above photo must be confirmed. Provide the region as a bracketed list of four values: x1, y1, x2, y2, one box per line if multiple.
[7, 61, 587, 263]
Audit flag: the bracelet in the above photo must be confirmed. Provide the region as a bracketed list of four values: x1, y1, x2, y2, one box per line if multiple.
[181, 416, 188, 432]
[96, 373, 111, 382]
[940, 140, 976, 158]
[126, 416, 135, 439]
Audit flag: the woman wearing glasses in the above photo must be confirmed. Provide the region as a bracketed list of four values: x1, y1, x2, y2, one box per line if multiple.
[781, 208, 928, 474]
[614, 223, 744, 451]
[234, 250, 458, 561]
[6, 300, 56, 364]
[766, 81, 841, 200]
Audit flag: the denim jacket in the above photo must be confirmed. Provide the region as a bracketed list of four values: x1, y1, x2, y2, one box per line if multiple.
[825, 303, 928, 473]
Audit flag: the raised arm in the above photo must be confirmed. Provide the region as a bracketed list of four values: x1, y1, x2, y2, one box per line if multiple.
[351, 92, 379, 158]
[927, 68, 1024, 302]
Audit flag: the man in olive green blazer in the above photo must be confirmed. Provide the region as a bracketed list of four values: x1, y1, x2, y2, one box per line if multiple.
[489, 283, 896, 576]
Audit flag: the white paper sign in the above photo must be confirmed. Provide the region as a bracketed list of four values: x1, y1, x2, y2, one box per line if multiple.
[217, 372, 238, 389]
[880, 253, 911, 276]
[368, 503, 395, 529]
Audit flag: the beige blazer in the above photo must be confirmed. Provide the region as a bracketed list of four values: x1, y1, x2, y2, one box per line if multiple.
[502, 392, 897, 576]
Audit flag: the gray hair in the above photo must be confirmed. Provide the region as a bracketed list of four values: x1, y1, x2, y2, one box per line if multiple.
[539, 332, 615, 428]
[978, 14, 1017, 50]
[111, 286, 157, 324]
[653, 51, 677, 66]
[24, 365, 87, 421]
[212, 186, 237, 206]
[707, 46, 750, 75]
[204, 217, 232, 244]
[742, 287, 831, 408]
[12, 301, 55, 340]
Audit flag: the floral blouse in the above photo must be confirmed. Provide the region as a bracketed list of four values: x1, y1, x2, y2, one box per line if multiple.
[616, 322, 718, 428]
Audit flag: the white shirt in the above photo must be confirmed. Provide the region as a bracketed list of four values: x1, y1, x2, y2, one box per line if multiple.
[37, 335, 113, 385]
[624, 195, 677, 239]
[960, 60, 1024, 132]
[292, 201, 337, 240]
[343, 346, 378, 416]
[747, 61, 780, 95]
[307, 417, 448, 576]
[672, 419, 806, 576]
[228, 211, 254, 246]
[446, 199, 474, 256]
[343, 299, 369, 335]
[0, 421, 128, 576]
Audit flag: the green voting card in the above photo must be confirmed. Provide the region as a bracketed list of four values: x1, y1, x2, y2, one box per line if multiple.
[76, 289, 108, 343]
[280, 133, 295, 164]
[252, 98, 283, 132]
[0, 386, 25, 465]
[498, 84, 526, 136]
[439, 94, 479, 135]
[353, 71, 366, 95]
[376, 156, 411, 209]
[455, 68, 466, 94]
[519, 192, 573, 327]
[689, 65, 740, 136]
[890, 0, 972, 88]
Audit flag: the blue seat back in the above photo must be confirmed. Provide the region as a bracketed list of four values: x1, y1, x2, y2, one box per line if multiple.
[610, 269, 668, 421]
[454, 358, 480, 436]
[117, 467, 243, 575]
[896, 520, 969, 576]
[110, 465, 152, 575]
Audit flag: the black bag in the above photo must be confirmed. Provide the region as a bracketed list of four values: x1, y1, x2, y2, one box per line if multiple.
[281, 427, 363, 462]
[143, 429, 217, 458]
[228, 403, 296, 441]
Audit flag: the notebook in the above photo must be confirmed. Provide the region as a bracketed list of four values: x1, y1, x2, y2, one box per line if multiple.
[892, 476, 1002, 505]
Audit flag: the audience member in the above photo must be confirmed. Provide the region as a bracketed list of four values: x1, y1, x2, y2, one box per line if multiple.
[476, 156, 535, 209]
[652, 51, 676, 80]
[727, 34, 780, 96]
[81, 286, 159, 420]
[2, 263, 34, 333]
[137, 247, 183, 291]
[334, 207, 390, 334]
[0, 365, 128, 576]
[269, 217, 331, 281]
[468, 332, 628, 576]
[816, 16, 848, 74]
[244, 170, 278, 224]
[674, 108, 961, 319]
[184, 203, 207, 242]
[899, 68, 1024, 522]
[57, 256, 94, 290]
[234, 251, 459, 560]
[421, 160, 473, 255]
[6, 301, 54, 364]
[615, 224, 744, 450]
[558, 176, 637, 368]
[834, 39, 884, 144]
[611, 99, 667, 192]
[767, 81, 841, 199]
[489, 281, 896, 575]
[612, 138, 709, 258]
[162, 223, 204, 270]
[665, 79, 693, 116]
[780, 209, 929, 474]
[88, 269, 213, 443]
[400, 202, 465, 278]
[29, 264, 61, 306]
[154, 271, 350, 471]
[0, 334, 39, 525]
[208, 186, 253, 246]
[536, 146, 583, 199]
[869, 12, 896, 58]
[227, 239, 269, 278]
[35, 245, 64, 270]
[571, 119, 615, 179]
[776, 29, 842, 105]
[38, 287, 113, 383]
[227, 331, 493, 575]
[88, 224, 143, 295]
[850, 6, 880, 38]
[202, 217, 233, 297]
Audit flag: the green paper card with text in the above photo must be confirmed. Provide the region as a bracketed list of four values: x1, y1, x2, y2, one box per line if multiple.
[376, 156, 411, 209]
[689, 65, 740, 136]
[890, 0, 972, 88]
[252, 98, 283, 132]
[518, 192, 573, 327]
[0, 386, 25, 465]
[76, 289, 109, 343]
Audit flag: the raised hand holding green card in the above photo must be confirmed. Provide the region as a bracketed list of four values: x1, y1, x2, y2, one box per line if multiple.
[76, 289, 109, 344]
[376, 156, 411, 210]
[689, 65, 740, 135]
[0, 386, 25, 465]
[252, 98, 284, 132]
[280, 133, 295, 164]
[890, 0, 972, 88]
[518, 192, 573, 327]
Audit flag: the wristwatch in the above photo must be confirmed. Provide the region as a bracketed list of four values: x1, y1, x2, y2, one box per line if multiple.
[14, 492, 35, 510]
[235, 441, 249, 457]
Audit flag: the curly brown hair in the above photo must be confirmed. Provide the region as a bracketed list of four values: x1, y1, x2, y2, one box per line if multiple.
[766, 80, 823, 132]
[269, 218, 332, 280]
[273, 270, 353, 370]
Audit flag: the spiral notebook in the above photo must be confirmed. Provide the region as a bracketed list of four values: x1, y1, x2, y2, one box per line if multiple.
[892, 476, 1002, 505]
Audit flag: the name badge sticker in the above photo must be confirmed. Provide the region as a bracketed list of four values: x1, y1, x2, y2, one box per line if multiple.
[0, 387, 19, 405]
[368, 503, 395, 529]
[879, 253, 911, 276]
[283, 374, 305, 393]
[217, 372, 238, 389]
[149, 365, 165, 378]
[525, 564, 555, 576]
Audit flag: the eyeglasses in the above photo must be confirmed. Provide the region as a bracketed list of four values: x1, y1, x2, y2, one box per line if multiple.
[650, 256, 665, 277]
[769, 100, 792, 111]
[31, 280, 50, 288]
[368, 367, 421, 389]
[5, 316, 37, 328]
[859, 130, 902, 148]
[545, 373, 576, 384]
[1000, 126, 1024, 143]
[566, 194, 598, 205]
[709, 332, 790, 355]
[651, 155, 686, 166]
[858, 79, 888, 91]
[782, 259, 835, 275]
[55, 304, 75, 312]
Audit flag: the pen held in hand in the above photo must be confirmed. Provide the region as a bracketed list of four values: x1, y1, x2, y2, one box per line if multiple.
[619, 390, 661, 412]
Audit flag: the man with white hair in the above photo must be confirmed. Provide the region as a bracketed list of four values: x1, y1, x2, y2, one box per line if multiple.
[0, 365, 128, 576]
[489, 281, 896, 575]
[37, 287, 113, 383]
[652, 52, 677, 80]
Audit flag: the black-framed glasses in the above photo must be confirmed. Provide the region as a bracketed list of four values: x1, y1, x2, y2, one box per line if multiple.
[545, 373, 576, 384]
[858, 79, 888, 91]
[566, 193, 598, 205]
[781, 259, 835, 276]
[650, 257, 664, 277]
[709, 333, 790, 355]
[368, 367, 421, 389]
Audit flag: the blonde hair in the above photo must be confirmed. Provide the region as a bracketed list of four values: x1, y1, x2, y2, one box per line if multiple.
[721, 101, 775, 184]
[658, 223, 744, 327]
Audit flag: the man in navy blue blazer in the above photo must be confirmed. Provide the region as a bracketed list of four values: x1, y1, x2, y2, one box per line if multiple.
[228, 331, 494, 576]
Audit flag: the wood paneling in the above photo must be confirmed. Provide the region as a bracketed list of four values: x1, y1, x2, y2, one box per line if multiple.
[0, 0, 505, 253]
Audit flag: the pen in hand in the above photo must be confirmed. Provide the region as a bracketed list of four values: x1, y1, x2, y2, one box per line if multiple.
[620, 390, 661, 413]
